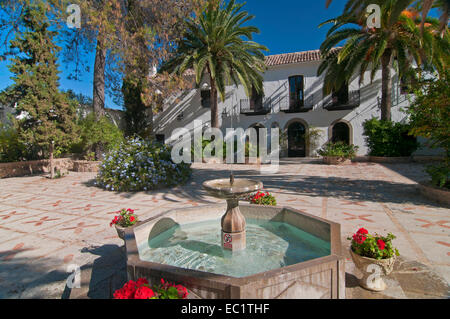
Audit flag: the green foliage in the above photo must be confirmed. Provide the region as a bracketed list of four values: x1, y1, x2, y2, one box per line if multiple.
[162, 0, 268, 127]
[363, 118, 419, 157]
[317, 142, 359, 159]
[110, 208, 138, 228]
[318, 2, 449, 120]
[0, 124, 27, 162]
[96, 137, 192, 192]
[408, 72, 450, 189]
[53, 169, 68, 179]
[348, 228, 400, 260]
[7, 2, 78, 159]
[249, 191, 277, 206]
[426, 164, 450, 189]
[73, 113, 124, 160]
[191, 138, 261, 161]
[306, 126, 323, 156]
[409, 72, 450, 151]
[122, 78, 151, 137]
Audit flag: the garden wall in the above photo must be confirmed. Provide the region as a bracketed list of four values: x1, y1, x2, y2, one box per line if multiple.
[0, 158, 101, 178]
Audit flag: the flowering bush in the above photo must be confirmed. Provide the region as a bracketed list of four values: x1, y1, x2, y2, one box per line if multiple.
[110, 208, 138, 228]
[248, 191, 277, 206]
[348, 228, 399, 260]
[113, 278, 188, 299]
[95, 137, 192, 192]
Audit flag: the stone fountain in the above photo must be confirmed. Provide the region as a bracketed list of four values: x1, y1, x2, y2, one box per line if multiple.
[202, 174, 263, 251]
[123, 174, 346, 299]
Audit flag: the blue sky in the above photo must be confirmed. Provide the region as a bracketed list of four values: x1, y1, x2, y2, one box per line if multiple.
[0, 0, 439, 110]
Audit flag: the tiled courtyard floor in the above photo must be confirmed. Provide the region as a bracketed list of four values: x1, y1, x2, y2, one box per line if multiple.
[0, 160, 449, 298]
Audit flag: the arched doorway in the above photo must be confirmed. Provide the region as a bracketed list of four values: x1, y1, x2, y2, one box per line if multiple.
[331, 122, 351, 144]
[288, 122, 306, 157]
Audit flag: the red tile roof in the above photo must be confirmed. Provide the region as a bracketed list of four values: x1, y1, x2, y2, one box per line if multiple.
[182, 48, 340, 76]
[265, 48, 340, 67]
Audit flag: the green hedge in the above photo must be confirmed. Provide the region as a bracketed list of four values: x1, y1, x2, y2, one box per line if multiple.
[363, 118, 419, 157]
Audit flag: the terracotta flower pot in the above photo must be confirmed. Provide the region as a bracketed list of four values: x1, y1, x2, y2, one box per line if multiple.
[350, 248, 396, 292]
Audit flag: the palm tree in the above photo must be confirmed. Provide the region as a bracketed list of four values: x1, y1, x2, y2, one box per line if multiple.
[325, 0, 449, 37]
[161, 0, 268, 128]
[318, 1, 448, 121]
[415, 0, 449, 37]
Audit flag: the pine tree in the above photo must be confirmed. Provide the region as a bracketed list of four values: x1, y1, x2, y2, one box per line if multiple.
[8, 1, 77, 175]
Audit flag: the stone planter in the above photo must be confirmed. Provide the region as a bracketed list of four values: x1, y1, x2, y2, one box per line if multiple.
[369, 156, 412, 163]
[323, 156, 351, 165]
[115, 224, 135, 240]
[350, 248, 396, 292]
[419, 182, 450, 206]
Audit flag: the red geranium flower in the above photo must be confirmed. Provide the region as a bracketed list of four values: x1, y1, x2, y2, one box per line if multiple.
[377, 239, 386, 250]
[134, 286, 155, 299]
[113, 280, 137, 299]
[136, 278, 149, 286]
[110, 216, 122, 227]
[357, 228, 368, 235]
[353, 233, 367, 244]
[174, 284, 188, 299]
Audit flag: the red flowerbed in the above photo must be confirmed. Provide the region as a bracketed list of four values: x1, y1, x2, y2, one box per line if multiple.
[114, 278, 188, 299]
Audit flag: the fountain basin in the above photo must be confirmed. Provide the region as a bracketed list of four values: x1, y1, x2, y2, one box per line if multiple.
[124, 204, 345, 299]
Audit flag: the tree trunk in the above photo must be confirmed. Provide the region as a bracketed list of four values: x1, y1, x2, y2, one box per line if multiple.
[380, 50, 393, 121]
[210, 77, 219, 128]
[49, 142, 54, 179]
[93, 36, 106, 160]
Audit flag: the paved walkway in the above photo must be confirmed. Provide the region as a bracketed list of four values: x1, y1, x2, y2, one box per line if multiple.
[0, 160, 449, 298]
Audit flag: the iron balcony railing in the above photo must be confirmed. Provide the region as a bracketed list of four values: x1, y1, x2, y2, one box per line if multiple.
[279, 95, 315, 113]
[240, 97, 272, 116]
[323, 90, 360, 111]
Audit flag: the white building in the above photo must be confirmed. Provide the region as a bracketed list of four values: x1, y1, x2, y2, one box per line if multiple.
[153, 48, 413, 157]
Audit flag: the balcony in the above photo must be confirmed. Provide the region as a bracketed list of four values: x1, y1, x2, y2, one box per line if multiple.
[279, 95, 314, 113]
[323, 90, 360, 111]
[240, 98, 272, 116]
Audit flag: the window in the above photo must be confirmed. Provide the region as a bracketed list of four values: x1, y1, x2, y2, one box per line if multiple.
[289, 76, 304, 109]
[332, 83, 349, 105]
[201, 90, 211, 108]
[332, 122, 350, 145]
[250, 87, 263, 110]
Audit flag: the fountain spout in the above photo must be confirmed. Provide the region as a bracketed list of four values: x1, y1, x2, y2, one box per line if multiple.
[203, 178, 263, 252]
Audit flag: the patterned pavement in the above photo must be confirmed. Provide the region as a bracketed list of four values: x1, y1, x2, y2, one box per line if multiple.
[0, 159, 449, 298]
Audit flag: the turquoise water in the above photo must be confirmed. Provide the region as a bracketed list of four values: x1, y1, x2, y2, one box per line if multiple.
[138, 218, 330, 278]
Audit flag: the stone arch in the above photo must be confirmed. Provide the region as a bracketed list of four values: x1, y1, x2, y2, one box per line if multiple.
[328, 119, 353, 145]
[283, 118, 309, 157]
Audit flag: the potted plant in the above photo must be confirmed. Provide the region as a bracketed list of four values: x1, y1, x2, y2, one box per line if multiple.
[113, 278, 188, 299]
[248, 191, 277, 206]
[348, 228, 399, 292]
[110, 208, 138, 240]
[317, 142, 359, 165]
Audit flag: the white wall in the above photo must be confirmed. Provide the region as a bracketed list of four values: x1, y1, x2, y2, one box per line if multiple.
[154, 59, 414, 157]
